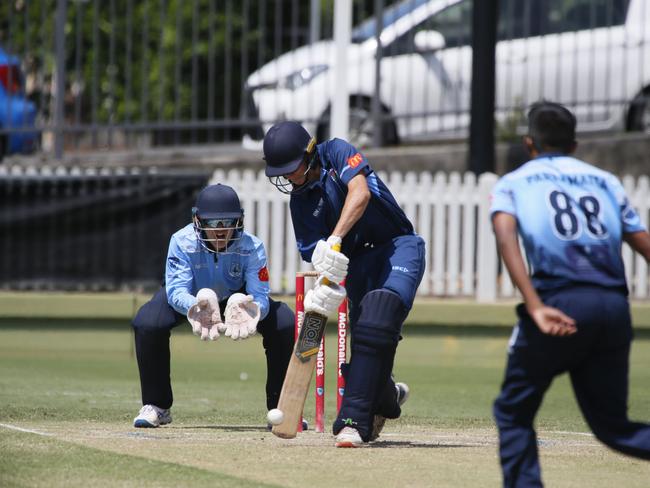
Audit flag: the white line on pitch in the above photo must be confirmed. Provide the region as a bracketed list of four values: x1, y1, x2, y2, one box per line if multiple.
[0, 423, 54, 437]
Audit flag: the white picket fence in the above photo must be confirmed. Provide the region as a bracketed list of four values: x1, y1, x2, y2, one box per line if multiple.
[210, 169, 650, 301]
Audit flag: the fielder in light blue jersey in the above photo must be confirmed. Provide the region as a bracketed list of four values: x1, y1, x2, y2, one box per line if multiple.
[165, 223, 271, 319]
[491, 150, 645, 292]
[131, 184, 297, 429]
[490, 101, 650, 487]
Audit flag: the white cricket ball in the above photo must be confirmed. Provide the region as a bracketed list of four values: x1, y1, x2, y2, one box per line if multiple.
[267, 408, 284, 426]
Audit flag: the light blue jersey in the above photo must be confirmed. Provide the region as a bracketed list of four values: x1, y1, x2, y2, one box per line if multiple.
[165, 224, 271, 318]
[490, 154, 645, 291]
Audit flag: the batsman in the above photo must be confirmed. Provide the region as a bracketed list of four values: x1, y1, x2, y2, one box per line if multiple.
[263, 121, 426, 447]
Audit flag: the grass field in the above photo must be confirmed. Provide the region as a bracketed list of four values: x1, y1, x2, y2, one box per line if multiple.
[1, 311, 650, 487]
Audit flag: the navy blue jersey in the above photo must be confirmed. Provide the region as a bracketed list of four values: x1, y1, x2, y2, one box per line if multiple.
[490, 155, 646, 291]
[290, 138, 414, 262]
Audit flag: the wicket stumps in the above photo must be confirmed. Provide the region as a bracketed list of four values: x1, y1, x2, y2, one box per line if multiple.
[295, 271, 348, 433]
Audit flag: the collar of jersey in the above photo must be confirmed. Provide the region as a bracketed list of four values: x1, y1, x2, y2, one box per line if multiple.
[533, 152, 568, 161]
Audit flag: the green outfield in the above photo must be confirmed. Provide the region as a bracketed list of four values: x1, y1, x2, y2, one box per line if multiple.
[1, 294, 650, 487]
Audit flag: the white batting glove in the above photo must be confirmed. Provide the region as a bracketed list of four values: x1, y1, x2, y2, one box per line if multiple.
[311, 235, 348, 284]
[186, 288, 222, 341]
[304, 275, 347, 317]
[223, 293, 261, 340]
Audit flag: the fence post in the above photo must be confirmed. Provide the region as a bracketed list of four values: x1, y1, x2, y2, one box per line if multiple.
[476, 172, 498, 302]
[54, 0, 68, 160]
[330, 0, 351, 140]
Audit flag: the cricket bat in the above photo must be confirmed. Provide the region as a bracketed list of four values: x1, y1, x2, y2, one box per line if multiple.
[271, 309, 328, 438]
[271, 243, 340, 439]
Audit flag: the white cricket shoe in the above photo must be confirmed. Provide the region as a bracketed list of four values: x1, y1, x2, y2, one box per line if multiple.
[133, 404, 172, 428]
[335, 427, 364, 448]
[369, 382, 410, 442]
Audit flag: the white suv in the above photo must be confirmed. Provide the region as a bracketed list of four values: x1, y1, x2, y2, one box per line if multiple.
[242, 0, 649, 148]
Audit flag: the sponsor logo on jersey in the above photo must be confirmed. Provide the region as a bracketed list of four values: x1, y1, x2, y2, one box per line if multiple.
[229, 262, 242, 277]
[258, 266, 269, 281]
[347, 152, 363, 168]
[313, 197, 324, 217]
[392, 265, 410, 273]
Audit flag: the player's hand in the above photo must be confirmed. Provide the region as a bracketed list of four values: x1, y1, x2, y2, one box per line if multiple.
[186, 288, 222, 341]
[311, 236, 348, 283]
[304, 275, 347, 317]
[223, 293, 261, 340]
[530, 305, 577, 337]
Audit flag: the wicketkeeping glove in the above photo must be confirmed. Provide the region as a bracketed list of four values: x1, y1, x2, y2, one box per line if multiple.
[311, 235, 348, 284]
[186, 288, 222, 341]
[223, 293, 261, 340]
[304, 275, 347, 317]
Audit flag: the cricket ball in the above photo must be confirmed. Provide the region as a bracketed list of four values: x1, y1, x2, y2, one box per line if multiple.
[267, 408, 284, 426]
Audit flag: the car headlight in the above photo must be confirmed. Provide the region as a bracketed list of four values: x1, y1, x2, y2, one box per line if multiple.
[279, 65, 329, 90]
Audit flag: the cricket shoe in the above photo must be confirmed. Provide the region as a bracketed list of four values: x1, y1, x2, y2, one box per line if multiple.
[369, 382, 410, 442]
[133, 404, 172, 428]
[335, 427, 364, 448]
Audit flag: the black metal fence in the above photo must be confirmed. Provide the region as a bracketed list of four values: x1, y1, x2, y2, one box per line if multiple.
[0, 0, 648, 159]
[0, 167, 209, 291]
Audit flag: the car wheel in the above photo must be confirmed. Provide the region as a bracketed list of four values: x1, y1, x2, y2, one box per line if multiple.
[317, 98, 398, 148]
[627, 90, 650, 132]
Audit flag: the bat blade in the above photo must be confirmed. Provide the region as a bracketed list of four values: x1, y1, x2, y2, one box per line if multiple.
[271, 310, 328, 439]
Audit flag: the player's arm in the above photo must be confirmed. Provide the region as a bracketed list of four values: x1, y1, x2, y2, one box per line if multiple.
[492, 211, 576, 336]
[165, 238, 198, 315]
[310, 173, 367, 283]
[331, 173, 370, 239]
[243, 242, 270, 320]
[624, 230, 650, 262]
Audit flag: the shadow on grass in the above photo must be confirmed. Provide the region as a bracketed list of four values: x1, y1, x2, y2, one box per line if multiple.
[174, 425, 269, 432]
[370, 440, 487, 449]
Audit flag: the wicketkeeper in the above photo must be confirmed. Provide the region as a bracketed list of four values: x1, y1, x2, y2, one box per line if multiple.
[131, 183, 297, 428]
[263, 121, 426, 447]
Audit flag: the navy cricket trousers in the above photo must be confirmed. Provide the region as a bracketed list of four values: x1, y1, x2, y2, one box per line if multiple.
[132, 287, 294, 410]
[333, 234, 425, 440]
[493, 285, 650, 488]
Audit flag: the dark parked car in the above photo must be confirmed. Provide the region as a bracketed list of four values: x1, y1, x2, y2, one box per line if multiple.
[0, 47, 39, 160]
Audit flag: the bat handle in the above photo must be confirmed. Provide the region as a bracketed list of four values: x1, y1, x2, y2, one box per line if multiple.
[321, 242, 341, 286]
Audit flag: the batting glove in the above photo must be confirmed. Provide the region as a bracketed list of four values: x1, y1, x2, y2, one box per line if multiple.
[304, 275, 347, 317]
[311, 235, 348, 284]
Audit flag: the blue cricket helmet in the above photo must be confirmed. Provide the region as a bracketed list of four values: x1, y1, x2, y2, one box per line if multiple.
[192, 184, 244, 253]
[263, 121, 318, 194]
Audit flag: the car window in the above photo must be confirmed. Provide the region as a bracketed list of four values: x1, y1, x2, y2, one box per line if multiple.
[351, 0, 431, 43]
[385, 0, 472, 56]
[498, 0, 631, 41]
[543, 0, 630, 34]
[383, 0, 631, 56]
[420, 0, 472, 48]
[498, 1, 538, 41]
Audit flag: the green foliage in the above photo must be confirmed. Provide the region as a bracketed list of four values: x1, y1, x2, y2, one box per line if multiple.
[0, 0, 317, 126]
